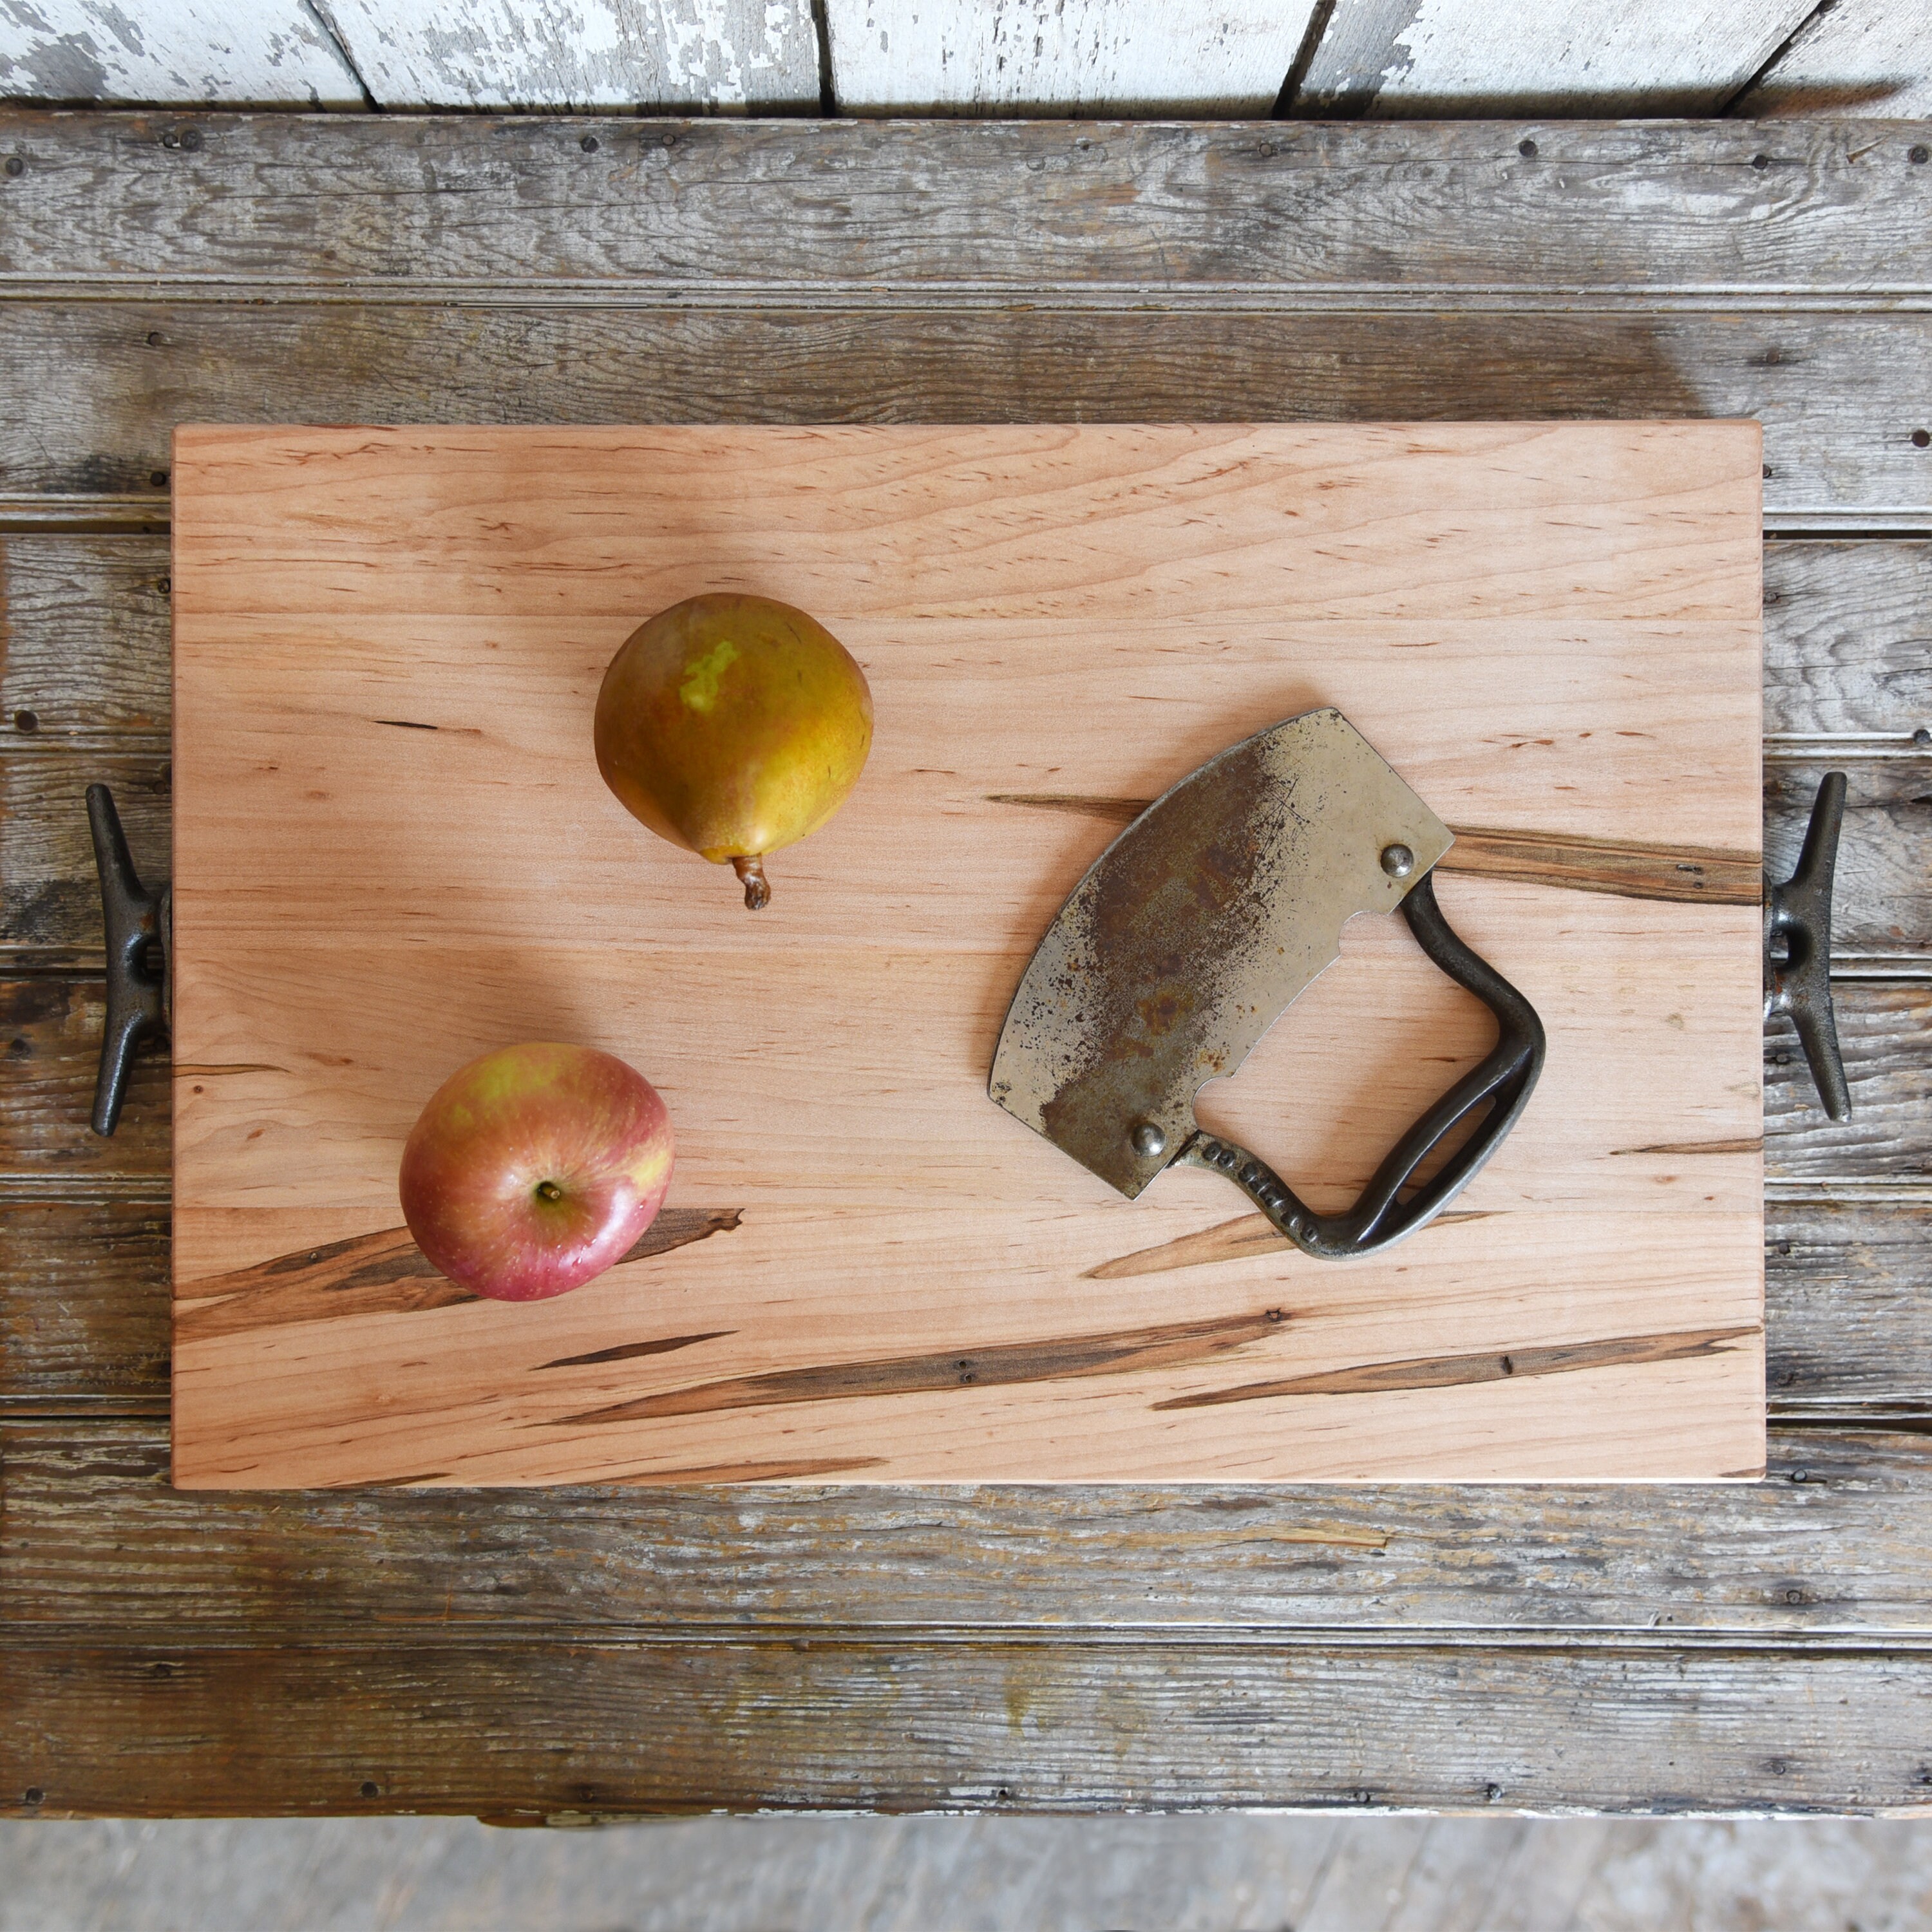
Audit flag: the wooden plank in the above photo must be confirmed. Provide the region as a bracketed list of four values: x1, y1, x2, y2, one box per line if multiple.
[321, 0, 819, 111]
[1735, 0, 1932, 118]
[12, 743, 1926, 965]
[1, 746, 167, 958]
[0, 2, 361, 108]
[3, 534, 1923, 748]
[1768, 1200, 1932, 1406]
[823, 0, 1318, 116]
[1764, 540, 1932, 746]
[0, 114, 1925, 299]
[1, 975, 1912, 1216]
[10, 1201, 1930, 1417]
[9, 1638, 1932, 1817]
[163, 421, 1764, 1488]
[0, 303, 1927, 525]
[0, 1204, 168, 1408]
[1765, 757, 1932, 967]
[0, 975, 169, 1189]
[3, 1417, 1929, 1632]
[1766, 983, 1932, 1183]
[1289, 0, 1821, 118]
[2, 535, 1918, 965]
[0, 535, 170, 740]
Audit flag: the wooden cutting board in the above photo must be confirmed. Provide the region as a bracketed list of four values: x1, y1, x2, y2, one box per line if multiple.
[169, 422, 1765, 1488]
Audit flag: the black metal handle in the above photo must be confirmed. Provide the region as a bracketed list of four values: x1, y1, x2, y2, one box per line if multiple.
[1765, 770, 1850, 1121]
[1179, 871, 1546, 1260]
[86, 783, 169, 1137]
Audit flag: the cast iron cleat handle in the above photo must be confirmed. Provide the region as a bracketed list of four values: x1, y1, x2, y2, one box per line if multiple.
[86, 783, 170, 1137]
[1765, 770, 1849, 1122]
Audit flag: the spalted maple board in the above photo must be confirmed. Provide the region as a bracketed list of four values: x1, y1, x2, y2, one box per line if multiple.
[169, 423, 1765, 1488]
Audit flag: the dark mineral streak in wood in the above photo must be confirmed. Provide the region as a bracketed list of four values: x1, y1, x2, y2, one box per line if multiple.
[536, 1331, 735, 1372]
[987, 799, 1768, 905]
[1152, 1325, 1759, 1410]
[175, 1209, 744, 1341]
[558, 1309, 1289, 1425]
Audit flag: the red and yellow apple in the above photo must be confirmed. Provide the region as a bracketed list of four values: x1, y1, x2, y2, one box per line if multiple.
[399, 1042, 674, 1303]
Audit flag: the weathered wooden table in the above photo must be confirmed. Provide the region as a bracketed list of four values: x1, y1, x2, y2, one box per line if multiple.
[3, 111, 1929, 1819]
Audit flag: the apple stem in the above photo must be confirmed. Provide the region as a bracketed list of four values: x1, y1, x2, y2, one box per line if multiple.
[536, 1180, 564, 1203]
[733, 855, 771, 911]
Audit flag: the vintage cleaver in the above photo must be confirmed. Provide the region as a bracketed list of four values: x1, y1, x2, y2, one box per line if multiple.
[989, 708, 1546, 1259]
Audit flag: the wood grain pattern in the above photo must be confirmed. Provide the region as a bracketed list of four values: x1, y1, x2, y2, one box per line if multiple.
[165, 421, 1763, 1486]
[0, 974, 1875, 1200]
[558, 1309, 1294, 1425]
[3, 532, 1918, 746]
[167, 1196, 1768, 1484]
[1153, 1325, 1760, 1408]
[7, 1418, 1922, 1634]
[6, 1090, 1927, 1416]
[12, 1639, 1932, 1817]
[0, 975, 169, 1188]
[1768, 1200, 1932, 1406]
[1, 109, 1925, 1819]
[321, 0, 819, 111]
[824, 0, 1319, 115]
[0, 1203, 169, 1408]
[1290, 0, 1821, 118]
[1, 745, 168, 958]
[1766, 759, 1932, 969]
[1437, 827, 1761, 904]
[1735, 0, 1932, 117]
[1763, 540, 1932, 745]
[2, 115, 1923, 298]
[1764, 983, 1932, 1181]
[173, 1209, 741, 1343]
[0, 535, 171, 738]
[0, 1, 361, 108]
[991, 802, 1768, 905]
[21, 747, 1927, 967]
[1, 302, 1926, 526]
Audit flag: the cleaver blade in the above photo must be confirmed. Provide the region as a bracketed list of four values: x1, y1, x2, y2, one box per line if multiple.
[989, 707, 1453, 1200]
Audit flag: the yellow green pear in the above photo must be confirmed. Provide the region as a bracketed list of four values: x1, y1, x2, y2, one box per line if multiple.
[594, 593, 873, 909]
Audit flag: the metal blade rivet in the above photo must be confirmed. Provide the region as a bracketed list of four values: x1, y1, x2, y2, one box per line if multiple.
[1130, 1121, 1167, 1158]
[1380, 843, 1415, 878]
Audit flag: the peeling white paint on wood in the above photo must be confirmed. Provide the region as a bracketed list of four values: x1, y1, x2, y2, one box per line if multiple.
[0, 0, 362, 105]
[1293, 0, 1823, 117]
[323, 0, 820, 110]
[1735, 0, 1932, 117]
[824, 0, 1321, 115]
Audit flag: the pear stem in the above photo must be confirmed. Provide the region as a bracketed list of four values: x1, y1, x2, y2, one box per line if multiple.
[733, 855, 771, 911]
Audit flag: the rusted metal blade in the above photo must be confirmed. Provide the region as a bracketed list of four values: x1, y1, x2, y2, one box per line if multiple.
[989, 708, 1452, 1199]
